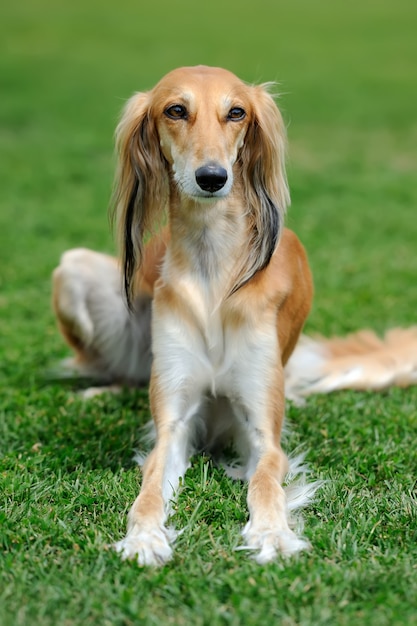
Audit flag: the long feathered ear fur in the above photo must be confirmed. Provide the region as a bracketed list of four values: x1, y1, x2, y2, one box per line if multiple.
[111, 92, 168, 308]
[233, 84, 290, 294]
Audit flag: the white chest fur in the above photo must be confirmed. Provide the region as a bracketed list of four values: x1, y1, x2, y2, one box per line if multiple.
[152, 267, 278, 411]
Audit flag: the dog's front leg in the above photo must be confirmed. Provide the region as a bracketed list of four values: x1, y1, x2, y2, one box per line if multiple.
[115, 356, 199, 565]
[242, 444, 310, 563]
[235, 354, 310, 563]
[115, 416, 189, 566]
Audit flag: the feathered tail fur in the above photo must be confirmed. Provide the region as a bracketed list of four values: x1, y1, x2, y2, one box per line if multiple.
[285, 326, 417, 400]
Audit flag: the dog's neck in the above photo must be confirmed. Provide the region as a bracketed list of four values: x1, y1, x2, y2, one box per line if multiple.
[165, 186, 250, 297]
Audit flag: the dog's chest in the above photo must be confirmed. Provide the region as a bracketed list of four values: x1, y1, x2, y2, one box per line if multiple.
[155, 231, 276, 397]
[173, 274, 254, 381]
[153, 267, 278, 405]
[180, 274, 233, 359]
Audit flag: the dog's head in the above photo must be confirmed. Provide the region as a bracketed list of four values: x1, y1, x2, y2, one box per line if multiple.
[113, 65, 290, 305]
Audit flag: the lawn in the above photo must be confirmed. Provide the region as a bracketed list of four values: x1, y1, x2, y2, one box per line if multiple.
[1, 0, 417, 624]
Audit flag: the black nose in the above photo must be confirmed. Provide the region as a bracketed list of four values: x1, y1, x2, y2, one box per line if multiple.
[195, 163, 228, 193]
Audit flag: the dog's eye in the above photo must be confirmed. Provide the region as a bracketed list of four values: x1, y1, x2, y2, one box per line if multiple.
[227, 107, 246, 121]
[164, 104, 188, 120]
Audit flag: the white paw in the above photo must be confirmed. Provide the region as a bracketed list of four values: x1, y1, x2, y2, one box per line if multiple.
[80, 385, 122, 399]
[240, 522, 310, 564]
[114, 525, 175, 566]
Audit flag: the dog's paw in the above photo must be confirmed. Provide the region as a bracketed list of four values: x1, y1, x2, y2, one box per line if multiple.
[239, 522, 310, 564]
[114, 524, 174, 566]
[80, 385, 122, 399]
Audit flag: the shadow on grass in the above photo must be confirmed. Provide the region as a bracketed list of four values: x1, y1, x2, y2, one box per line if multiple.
[2, 375, 152, 473]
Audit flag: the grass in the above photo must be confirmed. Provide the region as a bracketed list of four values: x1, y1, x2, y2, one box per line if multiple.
[1, 0, 417, 624]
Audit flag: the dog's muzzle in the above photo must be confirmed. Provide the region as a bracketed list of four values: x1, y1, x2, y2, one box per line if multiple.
[195, 163, 228, 193]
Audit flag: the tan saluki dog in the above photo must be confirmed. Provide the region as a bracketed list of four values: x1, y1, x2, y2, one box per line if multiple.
[114, 64, 314, 565]
[52, 66, 417, 565]
[54, 65, 314, 564]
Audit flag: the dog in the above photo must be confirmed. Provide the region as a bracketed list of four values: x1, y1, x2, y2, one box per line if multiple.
[52, 66, 417, 565]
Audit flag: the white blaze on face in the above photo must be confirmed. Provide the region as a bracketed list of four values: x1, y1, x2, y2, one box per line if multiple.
[156, 87, 250, 201]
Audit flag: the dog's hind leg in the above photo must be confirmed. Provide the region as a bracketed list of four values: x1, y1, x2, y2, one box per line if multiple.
[52, 248, 152, 386]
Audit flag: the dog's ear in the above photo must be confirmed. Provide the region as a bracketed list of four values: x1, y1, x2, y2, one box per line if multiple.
[112, 91, 168, 308]
[235, 85, 290, 293]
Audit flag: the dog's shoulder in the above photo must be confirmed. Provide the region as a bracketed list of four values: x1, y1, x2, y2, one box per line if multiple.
[239, 228, 312, 303]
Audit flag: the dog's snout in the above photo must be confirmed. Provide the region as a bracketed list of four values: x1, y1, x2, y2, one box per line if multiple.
[195, 163, 228, 193]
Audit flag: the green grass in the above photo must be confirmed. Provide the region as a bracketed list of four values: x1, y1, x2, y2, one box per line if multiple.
[1, 0, 417, 624]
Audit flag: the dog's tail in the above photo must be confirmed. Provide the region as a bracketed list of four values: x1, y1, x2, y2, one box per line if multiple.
[285, 327, 417, 400]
